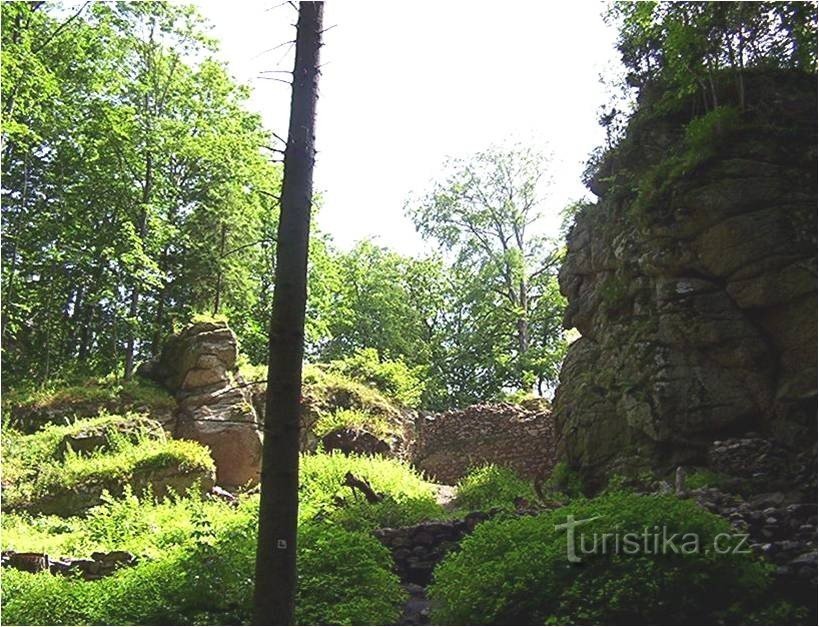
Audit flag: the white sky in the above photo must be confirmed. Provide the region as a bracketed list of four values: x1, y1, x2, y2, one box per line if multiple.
[194, 0, 621, 255]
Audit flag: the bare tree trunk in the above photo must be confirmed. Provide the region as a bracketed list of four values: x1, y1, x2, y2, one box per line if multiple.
[253, 3, 323, 625]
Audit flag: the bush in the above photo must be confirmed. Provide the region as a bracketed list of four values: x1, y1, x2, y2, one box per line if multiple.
[454, 464, 537, 512]
[429, 492, 776, 625]
[1, 515, 405, 625]
[327, 348, 424, 407]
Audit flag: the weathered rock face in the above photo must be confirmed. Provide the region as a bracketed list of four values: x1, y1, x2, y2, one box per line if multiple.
[411, 402, 556, 484]
[140, 321, 262, 487]
[553, 72, 817, 488]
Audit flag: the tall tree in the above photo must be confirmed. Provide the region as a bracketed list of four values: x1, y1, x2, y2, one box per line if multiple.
[253, 2, 323, 624]
[406, 145, 565, 396]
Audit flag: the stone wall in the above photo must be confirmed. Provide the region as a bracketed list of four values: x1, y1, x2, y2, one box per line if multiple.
[411, 402, 556, 484]
[553, 72, 817, 488]
[373, 512, 495, 585]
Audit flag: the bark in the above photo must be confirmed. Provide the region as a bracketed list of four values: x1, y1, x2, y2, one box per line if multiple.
[252, 3, 323, 625]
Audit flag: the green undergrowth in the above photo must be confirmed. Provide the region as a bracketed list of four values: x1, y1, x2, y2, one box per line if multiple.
[1, 451, 441, 625]
[453, 464, 538, 512]
[429, 491, 797, 625]
[3, 414, 214, 512]
[300, 451, 444, 530]
[3, 375, 174, 414]
[1, 513, 404, 625]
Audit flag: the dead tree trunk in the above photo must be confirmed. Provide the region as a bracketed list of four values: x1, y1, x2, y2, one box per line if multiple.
[252, 2, 323, 625]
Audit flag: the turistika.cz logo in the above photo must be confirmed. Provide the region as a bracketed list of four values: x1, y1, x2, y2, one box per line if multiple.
[554, 514, 751, 563]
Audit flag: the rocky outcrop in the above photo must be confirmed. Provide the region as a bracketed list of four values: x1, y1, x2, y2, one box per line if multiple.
[553, 72, 817, 488]
[20, 458, 215, 516]
[321, 428, 392, 456]
[411, 402, 556, 484]
[140, 321, 262, 487]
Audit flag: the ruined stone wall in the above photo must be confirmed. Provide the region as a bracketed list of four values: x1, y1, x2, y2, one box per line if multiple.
[553, 72, 817, 488]
[410, 402, 556, 484]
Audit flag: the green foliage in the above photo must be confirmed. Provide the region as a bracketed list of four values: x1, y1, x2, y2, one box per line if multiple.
[609, 1, 817, 103]
[454, 464, 537, 512]
[631, 104, 742, 217]
[429, 492, 777, 625]
[3, 375, 174, 418]
[0, 452, 433, 625]
[303, 363, 404, 425]
[2, 413, 213, 511]
[313, 407, 398, 441]
[1, 518, 405, 626]
[299, 451, 443, 530]
[327, 347, 424, 407]
[686, 469, 731, 491]
[405, 145, 568, 405]
[1, 1, 281, 383]
[545, 461, 585, 498]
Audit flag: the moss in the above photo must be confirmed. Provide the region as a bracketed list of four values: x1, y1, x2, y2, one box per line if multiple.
[3, 377, 175, 434]
[686, 468, 731, 490]
[3, 414, 214, 513]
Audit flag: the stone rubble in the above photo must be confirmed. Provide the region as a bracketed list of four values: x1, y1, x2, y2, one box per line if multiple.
[1, 550, 137, 580]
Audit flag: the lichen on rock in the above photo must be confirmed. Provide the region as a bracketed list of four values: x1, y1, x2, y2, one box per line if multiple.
[554, 72, 818, 489]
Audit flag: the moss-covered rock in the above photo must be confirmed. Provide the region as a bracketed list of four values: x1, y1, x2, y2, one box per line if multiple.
[3, 414, 215, 516]
[554, 71, 817, 489]
[3, 378, 175, 434]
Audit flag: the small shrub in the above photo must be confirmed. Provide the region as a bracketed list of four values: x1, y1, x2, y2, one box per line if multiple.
[326, 348, 424, 407]
[686, 468, 730, 490]
[430, 492, 775, 625]
[454, 464, 537, 512]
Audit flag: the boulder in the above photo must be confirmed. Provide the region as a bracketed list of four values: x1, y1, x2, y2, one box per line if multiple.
[142, 321, 262, 488]
[321, 427, 391, 456]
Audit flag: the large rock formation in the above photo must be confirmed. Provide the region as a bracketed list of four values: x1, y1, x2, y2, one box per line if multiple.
[553, 72, 817, 488]
[140, 321, 262, 488]
[411, 401, 556, 484]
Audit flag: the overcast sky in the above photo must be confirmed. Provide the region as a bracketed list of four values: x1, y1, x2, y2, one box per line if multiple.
[193, 0, 621, 254]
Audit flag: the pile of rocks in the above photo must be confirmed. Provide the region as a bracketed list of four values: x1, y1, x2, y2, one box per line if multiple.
[691, 487, 817, 590]
[373, 512, 495, 586]
[710, 436, 816, 492]
[2, 550, 137, 580]
[411, 402, 555, 484]
[690, 436, 817, 598]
